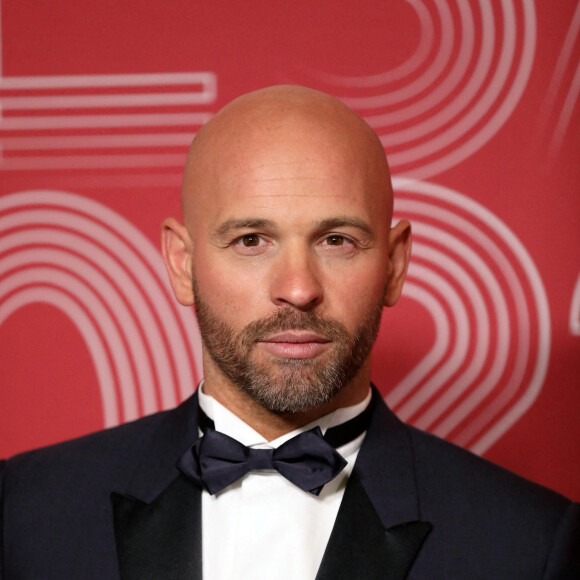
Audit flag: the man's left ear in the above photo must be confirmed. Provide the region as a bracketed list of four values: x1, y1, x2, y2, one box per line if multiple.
[384, 220, 412, 307]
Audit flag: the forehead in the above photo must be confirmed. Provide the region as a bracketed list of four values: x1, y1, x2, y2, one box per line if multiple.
[184, 122, 391, 230]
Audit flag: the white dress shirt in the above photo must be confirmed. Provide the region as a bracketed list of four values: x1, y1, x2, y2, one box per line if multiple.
[198, 385, 371, 580]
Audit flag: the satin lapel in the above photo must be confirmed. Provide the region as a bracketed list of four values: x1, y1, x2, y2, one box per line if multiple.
[112, 474, 202, 580]
[355, 388, 427, 528]
[317, 388, 433, 579]
[316, 474, 431, 580]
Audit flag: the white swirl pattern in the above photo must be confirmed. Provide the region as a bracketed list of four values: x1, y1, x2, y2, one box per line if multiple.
[388, 178, 550, 454]
[0, 191, 202, 427]
[312, 0, 536, 178]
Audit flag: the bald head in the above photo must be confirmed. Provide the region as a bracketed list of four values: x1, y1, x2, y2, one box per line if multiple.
[180, 85, 393, 228]
[162, 85, 411, 425]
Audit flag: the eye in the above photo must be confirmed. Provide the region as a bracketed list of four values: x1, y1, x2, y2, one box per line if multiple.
[322, 234, 354, 247]
[325, 235, 346, 246]
[239, 234, 261, 247]
[231, 233, 270, 255]
[318, 233, 360, 257]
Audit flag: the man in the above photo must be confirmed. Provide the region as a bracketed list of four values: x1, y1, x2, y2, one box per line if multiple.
[1, 86, 578, 579]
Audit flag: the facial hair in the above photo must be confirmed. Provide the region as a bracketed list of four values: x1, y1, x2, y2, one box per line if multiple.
[193, 281, 384, 414]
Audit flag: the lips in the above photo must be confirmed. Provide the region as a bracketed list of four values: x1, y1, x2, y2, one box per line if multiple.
[258, 331, 331, 359]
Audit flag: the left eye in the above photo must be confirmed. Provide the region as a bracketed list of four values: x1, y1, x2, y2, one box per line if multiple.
[324, 235, 346, 246]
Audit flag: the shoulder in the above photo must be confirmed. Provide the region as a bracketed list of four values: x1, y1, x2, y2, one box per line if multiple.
[361, 394, 579, 576]
[405, 425, 580, 576]
[407, 424, 572, 514]
[1, 408, 171, 500]
[367, 392, 574, 516]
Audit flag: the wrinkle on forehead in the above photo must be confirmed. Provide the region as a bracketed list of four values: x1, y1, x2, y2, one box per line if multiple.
[180, 85, 393, 229]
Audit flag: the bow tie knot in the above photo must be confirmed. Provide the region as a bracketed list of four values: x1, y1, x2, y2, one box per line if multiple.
[178, 427, 347, 496]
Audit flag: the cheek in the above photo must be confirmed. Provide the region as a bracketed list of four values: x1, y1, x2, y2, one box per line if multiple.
[322, 262, 388, 328]
[338, 280, 384, 321]
[192, 252, 268, 320]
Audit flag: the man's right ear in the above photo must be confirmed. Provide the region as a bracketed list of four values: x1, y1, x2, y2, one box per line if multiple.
[161, 218, 195, 306]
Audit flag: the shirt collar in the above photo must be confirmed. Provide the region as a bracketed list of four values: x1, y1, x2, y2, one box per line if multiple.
[198, 382, 372, 450]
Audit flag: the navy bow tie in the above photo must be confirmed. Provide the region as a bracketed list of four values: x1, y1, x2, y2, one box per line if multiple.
[178, 397, 374, 496]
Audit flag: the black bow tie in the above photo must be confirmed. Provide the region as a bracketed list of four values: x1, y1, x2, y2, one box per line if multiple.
[178, 396, 374, 496]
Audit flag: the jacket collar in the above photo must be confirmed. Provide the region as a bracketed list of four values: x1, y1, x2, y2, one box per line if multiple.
[122, 390, 200, 503]
[112, 386, 431, 579]
[316, 387, 431, 579]
[354, 386, 425, 528]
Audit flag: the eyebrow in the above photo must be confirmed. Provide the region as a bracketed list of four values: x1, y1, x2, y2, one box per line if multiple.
[315, 216, 373, 236]
[213, 218, 275, 237]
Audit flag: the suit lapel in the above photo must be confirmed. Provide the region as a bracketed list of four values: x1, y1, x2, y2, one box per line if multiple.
[317, 388, 432, 579]
[316, 474, 431, 580]
[111, 392, 203, 580]
[112, 475, 202, 580]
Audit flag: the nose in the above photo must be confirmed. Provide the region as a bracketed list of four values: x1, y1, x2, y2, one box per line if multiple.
[269, 245, 323, 310]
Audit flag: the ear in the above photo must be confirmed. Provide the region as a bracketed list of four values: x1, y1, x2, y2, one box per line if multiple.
[161, 217, 195, 306]
[384, 220, 412, 307]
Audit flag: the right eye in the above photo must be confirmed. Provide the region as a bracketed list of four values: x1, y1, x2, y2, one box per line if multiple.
[239, 234, 261, 247]
[230, 233, 271, 255]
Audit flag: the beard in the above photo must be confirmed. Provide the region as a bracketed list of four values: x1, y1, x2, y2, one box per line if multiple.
[193, 281, 384, 414]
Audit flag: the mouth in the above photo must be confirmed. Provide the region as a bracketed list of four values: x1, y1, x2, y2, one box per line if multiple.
[257, 331, 331, 360]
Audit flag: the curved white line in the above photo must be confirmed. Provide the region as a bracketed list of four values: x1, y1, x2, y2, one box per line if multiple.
[365, 0, 475, 127]
[470, 262, 549, 454]
[0, 211, 174, 412]
[408, 241, 491, 431]
[540, 0, 580, 133]
[58, 192, 200, 391]
[0, 264, 138, 422]
[395, 200, 526, 440]
[386, 0, 497, 153]
[386, 282, 451, 407]
[341, 0, 455, 108]
[439, 243, 531, 445]
[0, 286, 118, 426]
[408, 1, 536, 178]
[394, 206, 511, 427]
[394, 178, 550, 452]
[0, 191, 202, 407]
[397, 193, 533, 442]
[570, 273, 580, 336]
[549, 59, 580, 155]
[0, 229, 158, 416]
[396, 263, 471, 422]
[321, 0, 435, 87]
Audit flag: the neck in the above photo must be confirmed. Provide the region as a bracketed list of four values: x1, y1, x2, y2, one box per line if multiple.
[201, 362, 372, 441]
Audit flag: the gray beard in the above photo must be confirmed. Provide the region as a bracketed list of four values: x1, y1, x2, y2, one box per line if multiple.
[193, 281, 384, 414]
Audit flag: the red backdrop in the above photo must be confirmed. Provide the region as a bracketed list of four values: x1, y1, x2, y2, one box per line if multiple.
[1, 0, 579, 501]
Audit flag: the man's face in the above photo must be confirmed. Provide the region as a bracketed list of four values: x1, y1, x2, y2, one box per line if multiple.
[183, 118, 395, 414]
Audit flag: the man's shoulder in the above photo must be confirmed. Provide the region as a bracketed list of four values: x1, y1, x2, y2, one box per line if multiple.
[1, 406, 176, 497]
[8, 407, 168, 460]
[397, 424, 580, 577]
[406, 423, 574, 519]
[367, 393, 573, 511]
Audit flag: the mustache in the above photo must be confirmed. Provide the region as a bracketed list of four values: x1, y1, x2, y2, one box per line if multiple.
[240, 308, 349, 346]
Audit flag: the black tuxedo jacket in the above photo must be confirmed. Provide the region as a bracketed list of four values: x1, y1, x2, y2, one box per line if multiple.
[1, 389, 579, 579]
